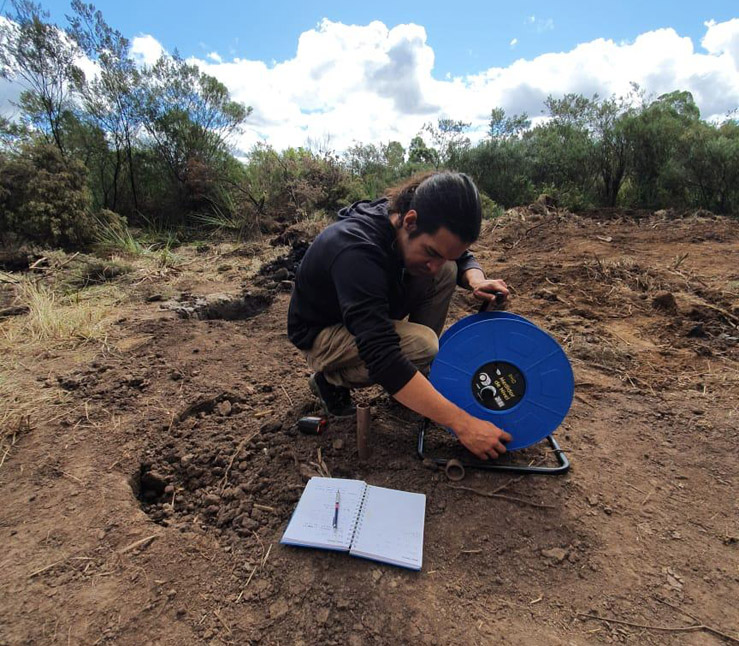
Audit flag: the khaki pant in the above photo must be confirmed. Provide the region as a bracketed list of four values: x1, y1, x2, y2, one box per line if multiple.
[303, 262, 458, 388]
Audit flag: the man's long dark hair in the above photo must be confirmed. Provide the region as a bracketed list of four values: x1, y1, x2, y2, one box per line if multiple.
[385, 171, 482, 244]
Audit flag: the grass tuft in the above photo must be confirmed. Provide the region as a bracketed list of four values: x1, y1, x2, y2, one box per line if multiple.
[2, 278, 117, 347]
[95, 218, 147, 255]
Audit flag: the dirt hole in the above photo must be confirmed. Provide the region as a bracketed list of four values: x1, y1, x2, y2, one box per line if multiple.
[164, 290, 274, 320]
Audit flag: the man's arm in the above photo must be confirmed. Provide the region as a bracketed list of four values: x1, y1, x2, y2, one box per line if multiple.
[392, 371, 512, 460]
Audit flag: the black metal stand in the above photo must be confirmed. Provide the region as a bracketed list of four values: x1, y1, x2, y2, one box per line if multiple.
[417, 419, 570, 475]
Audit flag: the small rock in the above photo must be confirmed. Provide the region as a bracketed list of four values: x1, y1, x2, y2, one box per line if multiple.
[241, 517, 259, 531]
[216, 400, 233, 416]
[541, 547, 568, 563]
[259, 421, 282, 434]
[273, 267, 290, 281]
[332, 439, 344, 450]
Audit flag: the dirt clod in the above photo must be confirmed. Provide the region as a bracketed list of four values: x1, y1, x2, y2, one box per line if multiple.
[652, 291, 678, 313]
[541, 547, 568, 563]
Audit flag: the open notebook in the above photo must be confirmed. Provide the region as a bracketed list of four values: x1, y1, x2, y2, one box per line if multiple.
[280, 477, 426, 570]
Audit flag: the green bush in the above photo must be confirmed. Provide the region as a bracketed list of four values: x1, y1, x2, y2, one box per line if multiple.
[0, 143, 97, 248]
[479, 192, 504, 219]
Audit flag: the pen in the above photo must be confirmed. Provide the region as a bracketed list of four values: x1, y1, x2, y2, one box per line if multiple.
[333, 490, 340, 529]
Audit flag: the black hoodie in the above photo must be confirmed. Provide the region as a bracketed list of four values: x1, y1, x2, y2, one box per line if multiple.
[287, 198, 482, 394]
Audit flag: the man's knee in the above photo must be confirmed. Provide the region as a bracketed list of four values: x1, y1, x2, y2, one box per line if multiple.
[400, 322, 439, 367]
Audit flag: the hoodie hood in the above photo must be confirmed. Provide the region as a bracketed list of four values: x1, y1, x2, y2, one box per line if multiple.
[337, 197, 390, 221]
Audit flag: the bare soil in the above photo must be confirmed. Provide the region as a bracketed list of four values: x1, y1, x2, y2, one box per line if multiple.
[1, 208, 738, 645]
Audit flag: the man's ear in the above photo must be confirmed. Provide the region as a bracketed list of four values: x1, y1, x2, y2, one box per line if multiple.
[403, 209, 418, 232]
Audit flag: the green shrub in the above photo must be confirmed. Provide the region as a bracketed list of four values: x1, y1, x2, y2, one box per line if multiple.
[0, 143, 96, 248]
[479, 192, 504, 219]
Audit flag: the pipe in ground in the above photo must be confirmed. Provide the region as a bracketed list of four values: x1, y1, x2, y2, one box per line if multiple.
[356, 404, 371, 461]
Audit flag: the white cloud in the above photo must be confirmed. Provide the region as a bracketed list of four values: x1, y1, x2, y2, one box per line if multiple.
[510, 38, 518, 48]
[182, 18, 739, 153]
[130, 34, 164, 67]
[189, 19, 443, 152]
[702, 18, 739, 69]
[2, 17, 738, 154]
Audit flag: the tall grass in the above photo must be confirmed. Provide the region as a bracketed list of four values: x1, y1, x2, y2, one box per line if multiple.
[95, 218, 181, 268]
[96, 218, 146, 255]
[2, 278, 115, 347]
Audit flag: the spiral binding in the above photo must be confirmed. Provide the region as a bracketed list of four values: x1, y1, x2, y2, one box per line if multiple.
[347, 485, 370, 547]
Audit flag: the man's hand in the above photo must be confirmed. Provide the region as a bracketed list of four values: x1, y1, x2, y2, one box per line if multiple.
[393, 372, 513, 460]
[462, 269, 510, 306]
[470, 278, 510, 306]
[453, 414, 512, 460]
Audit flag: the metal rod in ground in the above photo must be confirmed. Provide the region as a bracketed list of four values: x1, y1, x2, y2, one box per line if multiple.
[356, 404, 371, 460]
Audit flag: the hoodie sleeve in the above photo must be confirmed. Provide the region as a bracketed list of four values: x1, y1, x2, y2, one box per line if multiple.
[455, 250, 483, 287]
[330, 245, 417, 394]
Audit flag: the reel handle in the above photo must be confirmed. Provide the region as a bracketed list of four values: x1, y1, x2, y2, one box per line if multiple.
[478, 290, 507, 313]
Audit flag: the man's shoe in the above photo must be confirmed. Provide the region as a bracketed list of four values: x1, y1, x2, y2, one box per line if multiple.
[309, 372, 356, 418]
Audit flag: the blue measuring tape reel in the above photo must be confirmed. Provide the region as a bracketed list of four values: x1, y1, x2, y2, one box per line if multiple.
[430, 312, 574, 451]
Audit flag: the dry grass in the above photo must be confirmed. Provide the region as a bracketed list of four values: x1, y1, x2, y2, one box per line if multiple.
[586, 256, 673, 293]
[0, 276, 124, 470]
[0, 371, 43, 470]
[1, 278, 121, 348]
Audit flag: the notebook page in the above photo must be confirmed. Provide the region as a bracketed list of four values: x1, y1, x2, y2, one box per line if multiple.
[349, 485, 425, 570]
[281, 477, 367, 551]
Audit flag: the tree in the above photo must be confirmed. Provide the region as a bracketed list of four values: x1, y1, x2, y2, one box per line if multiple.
[423, 118, 470, 168]
[381, 140, 405, 176]
[0, 0, 81, 158]
[678, 118, 739, 213]
[67, 0, 143, 212]
[588, 95, 631, 207]
[407, 135, 438, 167]
[525, 94, 596, 208]
[489, 107, 530, 140]
[140, 54, 249, 179]
[622, 90, 701, 208]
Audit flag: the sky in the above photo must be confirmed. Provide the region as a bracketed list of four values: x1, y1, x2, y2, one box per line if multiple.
[3, 0, 739, 154]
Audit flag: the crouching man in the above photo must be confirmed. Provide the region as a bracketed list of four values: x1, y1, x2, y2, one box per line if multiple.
[287, 171, 512, 460]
